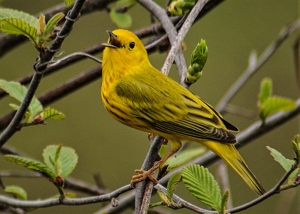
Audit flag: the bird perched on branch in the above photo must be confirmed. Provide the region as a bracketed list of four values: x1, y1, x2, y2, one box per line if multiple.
[101, 29, 265, 195]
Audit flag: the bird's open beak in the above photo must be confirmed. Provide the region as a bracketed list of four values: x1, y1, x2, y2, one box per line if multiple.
[102, 30, 121, 49]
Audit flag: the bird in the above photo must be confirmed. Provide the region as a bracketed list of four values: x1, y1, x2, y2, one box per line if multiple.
[101, 29, 265, 195]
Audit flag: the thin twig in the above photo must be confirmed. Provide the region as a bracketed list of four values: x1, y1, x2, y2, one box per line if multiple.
[216, 160, 233, 209]
[140, 181, 154, 214]
[0, 0, 86, 148]
[137, 0, 187, 80]
[216, 17, 300, 113]
[155, 163, 299, 214]
[0, 144, 108, 195]
[161, 0, 210, 86]
[0, 184, 133, 208]
[228, 164, 299, 213]
[0, 0, 116, 58]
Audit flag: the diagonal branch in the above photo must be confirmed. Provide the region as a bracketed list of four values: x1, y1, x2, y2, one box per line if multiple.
[0, 0, 116, 58]
[216, 17, 300, 113]
[161, 0, 210, 86]
[0, 0, 86, 148]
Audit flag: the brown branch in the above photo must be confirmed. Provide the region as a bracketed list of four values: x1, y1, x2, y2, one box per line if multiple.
[0, 0, 117, 58]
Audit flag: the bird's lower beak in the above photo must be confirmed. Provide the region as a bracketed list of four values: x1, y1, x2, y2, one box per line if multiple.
[102, 30, 121, 49]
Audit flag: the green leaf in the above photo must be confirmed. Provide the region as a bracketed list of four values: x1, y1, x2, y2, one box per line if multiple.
[148, 202, 164, 210]
[157, 190, 171, 205]
[259, 77, 272, 105]
[220, 190, 229, 214]
[42, 108, 66, 121]
[64, 0, 76, 6]
[190, 39, 208, 71]
[5, 185, 27, 200]
[55, 145, 62, 176]
[109, 9, 132, 28]
[182, 164, 222, 212]
[260, 96, 296, 121]
[9, 103, 20, 111]
[0, 80, 43, 119]
[4, 155, 55, 180]
[45, 12, 64, 36]
[0, 8, 38, 46]
[43, 145, 78, 179]
[167, 172, 181, 202]
[165, 147, 206, 169]
[267, 146, 299, 183]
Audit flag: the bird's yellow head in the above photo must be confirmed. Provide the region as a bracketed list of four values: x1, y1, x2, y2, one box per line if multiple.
[102, 29, 150, 73]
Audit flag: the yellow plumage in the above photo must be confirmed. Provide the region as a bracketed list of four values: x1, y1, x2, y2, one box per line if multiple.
[101, 29, 265, 195]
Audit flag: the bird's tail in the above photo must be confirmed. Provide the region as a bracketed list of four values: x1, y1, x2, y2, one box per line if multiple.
[203, 141, 266, 195]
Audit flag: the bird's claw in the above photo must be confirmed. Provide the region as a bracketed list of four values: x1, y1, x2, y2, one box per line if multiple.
[130, 169, 158, 186]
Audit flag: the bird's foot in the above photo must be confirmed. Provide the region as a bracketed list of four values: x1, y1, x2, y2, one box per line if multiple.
[130, 169, 158, 186]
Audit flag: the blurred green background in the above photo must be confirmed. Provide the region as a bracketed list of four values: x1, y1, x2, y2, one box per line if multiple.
[0, 0, 299, 213]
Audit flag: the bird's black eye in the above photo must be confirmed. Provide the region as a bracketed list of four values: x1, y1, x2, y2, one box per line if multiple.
[129, 42, 135, 49]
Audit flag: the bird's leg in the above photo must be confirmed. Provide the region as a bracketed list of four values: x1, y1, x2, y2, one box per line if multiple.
[131, 149, 176, 186]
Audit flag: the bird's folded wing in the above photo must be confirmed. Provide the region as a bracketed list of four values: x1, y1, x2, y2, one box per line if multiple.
[115, 74, 236, 144]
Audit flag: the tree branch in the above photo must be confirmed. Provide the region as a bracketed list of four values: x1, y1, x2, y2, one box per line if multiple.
[0, 184, 133, 209]
[161, 0, 210, 87]
[0, 0, 116, 58]
[0, 0, 86, 147]
[216, 17, 300, 113]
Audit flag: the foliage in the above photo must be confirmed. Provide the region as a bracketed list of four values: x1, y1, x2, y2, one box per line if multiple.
[267, 146, 299, 183]
[186, 39, 208, 84]
[64, 0, 76, 6]
[5, 185, 27, 200]
[167, 0, 197, 16]
[258, 78, 296, 123]
[109, 0, 136, 28]
[182, 164, 227, 214]
[159, 146, 206, 178]
[5, 145, 78, 182]
[0, 79, 66, 124]
[0, 8, 64, 48]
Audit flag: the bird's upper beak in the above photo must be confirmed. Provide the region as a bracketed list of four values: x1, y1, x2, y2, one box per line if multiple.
[102, 30, 121, 49]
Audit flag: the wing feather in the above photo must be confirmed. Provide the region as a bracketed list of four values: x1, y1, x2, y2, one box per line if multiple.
[114, 68, 236, 144]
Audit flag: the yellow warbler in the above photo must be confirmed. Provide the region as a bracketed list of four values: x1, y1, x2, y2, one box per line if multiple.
[101, 29, 265, 195]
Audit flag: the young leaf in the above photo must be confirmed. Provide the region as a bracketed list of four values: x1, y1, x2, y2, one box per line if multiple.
[190, 39, 208, 71]
[157, 190, 171, 206]
[164, 147, 206, 169]
[9, 103, 20, 111]
[259, 77, 272, 105]
[0, 80, 43, 118]
[37, 14, 46, 36]
[267, 146, 299, 183]
[43, 145, 78, 178]
[42, 108, 66, 121]
[182, 164, 222, 213]
[5, 185, 27, 200]
[64, 0, 76, 6]
[109, 9, 132, 28]
[54, 145, 62, 176]
[260, 96, 296, 121]
[148, 202, 164, 210]
[45, 12, 64, 36]
[4, 155, 55, 180]
[167, 172, 181, 202]
[221, 190, 229, 214]
[0, 8, 38, 46]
